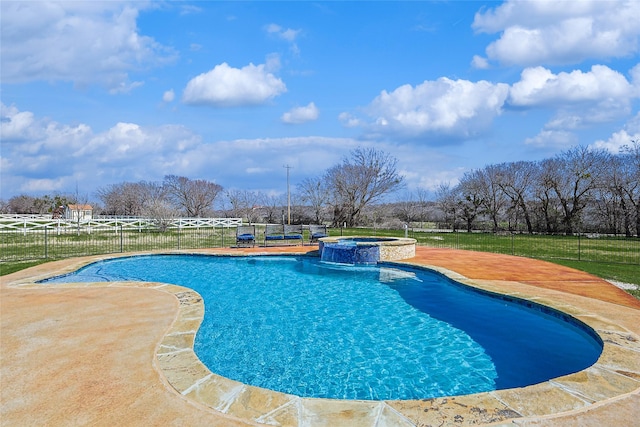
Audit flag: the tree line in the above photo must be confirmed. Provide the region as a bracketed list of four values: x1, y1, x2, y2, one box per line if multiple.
[427, 143, 639, 236]
[0, 148, 404, 229]
[2, 143, 638, 237]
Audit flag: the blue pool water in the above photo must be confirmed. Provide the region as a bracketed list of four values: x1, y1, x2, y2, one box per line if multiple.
[41, 254, 602, 400]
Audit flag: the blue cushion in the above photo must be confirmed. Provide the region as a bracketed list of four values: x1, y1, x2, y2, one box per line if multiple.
[312, 233, 328, 239]
[285, 234, 302, 239]
[265, 235, 284, 240]
[237, 234, 254, 241]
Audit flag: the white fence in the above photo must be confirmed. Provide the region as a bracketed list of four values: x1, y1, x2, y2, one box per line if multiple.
[0, 216, 243, 234]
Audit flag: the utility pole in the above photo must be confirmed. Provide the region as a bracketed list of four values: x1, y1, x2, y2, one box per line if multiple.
[284, 164, 292, 224]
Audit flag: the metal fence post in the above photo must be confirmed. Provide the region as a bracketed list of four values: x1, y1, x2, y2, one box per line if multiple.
[45, 226, 48, 259]
[578, 232, 581, 261]
[120, 224, 124, 253]
[511, 233, 515, 256]
[177, 226, 181, 250]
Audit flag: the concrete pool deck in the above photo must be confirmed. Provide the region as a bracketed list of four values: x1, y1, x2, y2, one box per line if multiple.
[1, 247, 639, 426]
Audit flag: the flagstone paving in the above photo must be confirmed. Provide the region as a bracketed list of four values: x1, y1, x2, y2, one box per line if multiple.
[2, 246, 639, 426]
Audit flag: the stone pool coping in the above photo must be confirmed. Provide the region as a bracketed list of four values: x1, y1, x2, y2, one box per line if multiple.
[2, 247, 639, 426]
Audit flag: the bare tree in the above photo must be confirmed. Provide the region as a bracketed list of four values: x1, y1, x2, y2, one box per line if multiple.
[393, 191, 419, 224]
[163, 175, 223, 217]
[297, 176, 330, 224]
[261, 193, 286, 224]
[144, 198, 178, 231]
[494, 161, 537, 233]
[533, 160, 561, 233]
[413, 188, 432, 228]
[455, 172, 484, 232]
[435, 183, 457, 230]
[7, 195, 37, 214]
[467, 166, 507, 232]
[97, 182, 148, 216]
[7, 194, 74, 215]
[618, 140, 640, 237]
[542, 146, 606, 235]
[225, 189, 263, 223]
[324, 148, 404, 227]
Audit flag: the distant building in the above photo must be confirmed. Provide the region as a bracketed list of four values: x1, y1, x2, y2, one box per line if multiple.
[65, 204, 93, 221]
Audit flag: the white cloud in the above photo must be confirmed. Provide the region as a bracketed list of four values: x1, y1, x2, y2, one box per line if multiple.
[509, 65, 639, 132]
[590, 112, 640, 153]
[182, 62, 287, 107]
[1, 104, 37, 141]
[524, 130, 578, 148]
[180, 5, 203, 16]
[265, 23, 301, 42]
[0, 1, 176, 91]
[338, 112, 363, 128]
[473, 0, 640, 66]
[471, 55, 490, 70]
[357, 78, 509, 139]
[0, 104, 360, 198]
[509, 65, 633, 107]
[281, 103, 319, 124]
[0, 104, 508, 201]
[264, 53, 282, 73]
[163, 89, 175, 103]
[265, 23, 301, 55]
[0, 104, 203, 195]
[482, 1, 640, 65]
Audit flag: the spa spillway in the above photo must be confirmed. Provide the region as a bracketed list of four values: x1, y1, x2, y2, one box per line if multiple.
[318, 236, 417, 265]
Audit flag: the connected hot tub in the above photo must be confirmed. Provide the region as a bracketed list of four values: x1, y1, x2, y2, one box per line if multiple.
[318, 236, 417, 265]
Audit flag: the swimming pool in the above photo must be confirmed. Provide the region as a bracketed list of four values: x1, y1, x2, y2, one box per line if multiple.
[42, 254, 603, 401]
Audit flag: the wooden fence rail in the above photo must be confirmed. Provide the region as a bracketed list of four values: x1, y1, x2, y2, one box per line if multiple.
[0, 217, 243, 234]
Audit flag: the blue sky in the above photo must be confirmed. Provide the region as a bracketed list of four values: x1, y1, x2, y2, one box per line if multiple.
[2, 1, 639, 204]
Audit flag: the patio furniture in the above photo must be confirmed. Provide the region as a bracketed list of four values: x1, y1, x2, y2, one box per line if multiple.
[309, 224, 328, 243]
[284, 224, 304, 245]
[236, 225, 256, 247]
[264, 224, 304, 246]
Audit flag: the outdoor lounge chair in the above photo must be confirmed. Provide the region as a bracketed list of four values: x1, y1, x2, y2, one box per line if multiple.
[264, 224, 285, 246]
[236, 225, 256, 247]
[264, 224, 304, 246]
[284, 224, 304, 245]
[309, 224, 328, 243]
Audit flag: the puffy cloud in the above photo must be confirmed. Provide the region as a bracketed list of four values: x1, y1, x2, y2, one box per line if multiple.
[1, 104, 37, 141]
[281, 102, 319, 124]
[0, 103, 508, 200]
[358, 78, 509, 140]
[0, 104, 359, 197]
[182, 62, 287, 107]
[509, 65, 633, 107]
[471, 55, 490, 70]
[473, 0, 640, 66]
[0, 104, 202, 195]
[590, 112, 640, 153]
[0, 1, 176, 91]
[509, 65, 639, 132]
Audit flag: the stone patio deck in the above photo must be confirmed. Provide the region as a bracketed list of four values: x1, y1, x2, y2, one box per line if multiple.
[1, 246, 639, 426]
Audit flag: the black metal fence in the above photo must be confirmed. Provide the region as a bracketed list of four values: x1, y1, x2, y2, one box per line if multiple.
[343, 228, 640, 265]
[2, 225, 639, 265]
[0, 226, 239, 262]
